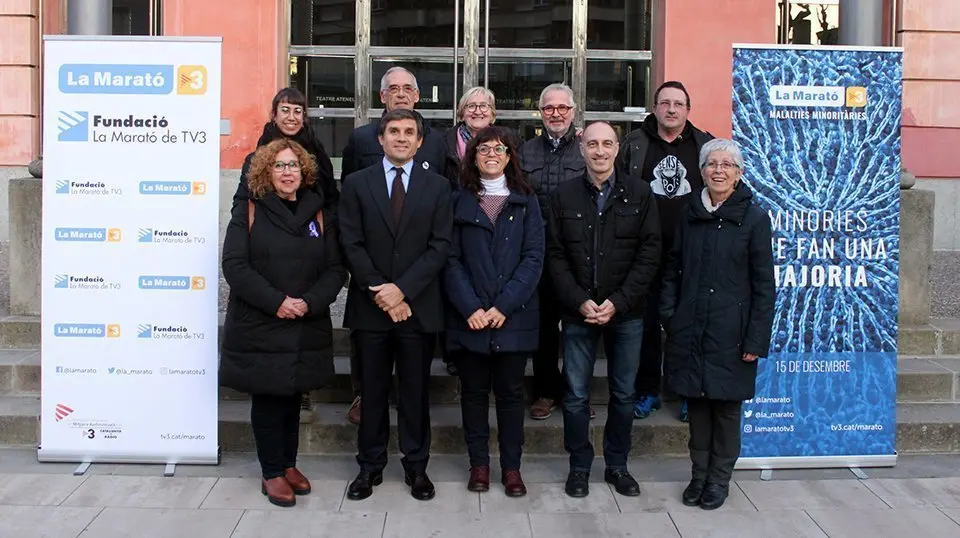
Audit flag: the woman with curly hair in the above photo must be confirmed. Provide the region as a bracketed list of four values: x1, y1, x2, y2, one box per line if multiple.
[221, 139, 346, 507]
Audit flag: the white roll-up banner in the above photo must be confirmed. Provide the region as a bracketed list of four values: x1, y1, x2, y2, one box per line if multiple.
[40, 36, 222, 464]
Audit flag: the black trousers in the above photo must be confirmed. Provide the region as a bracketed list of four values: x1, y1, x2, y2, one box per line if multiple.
[250, 393, 301, 479]
[634, 278, 663, 397]
[356, 328, 433, 474]
[687, 398, 742, 486]
[457, 351, 526, 470]
[534, 280, 565, 401]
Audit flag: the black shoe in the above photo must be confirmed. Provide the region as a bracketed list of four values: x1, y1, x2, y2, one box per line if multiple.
[699, 483, 728, 510]
[564, 470, 590, 498]
[404, 471, 436, 501]
[445, 361, 458, 376]
[346, 470, 383, 501]
[682, 479, 705, 506]
[603, 468, 640, 497]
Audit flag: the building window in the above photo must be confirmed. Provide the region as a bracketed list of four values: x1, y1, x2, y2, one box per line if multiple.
[777, 0, 839, 45]
[112, 0, 162, 36]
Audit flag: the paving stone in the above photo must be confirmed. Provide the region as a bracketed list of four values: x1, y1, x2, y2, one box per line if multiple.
[0, 505, 102, 538]
[339, 481, 480, 514]
[668, 510, 827, 538]
[806, 508, 960, 536]
[864, 477, 960, 508]
[61, 475, 218, 509]
[737, 479, 890, 511]
[78, 507, 242, 538]
[613, 481, 756, 513]
[527, 512, 679, 538]
[0, 473, 86, 506]
[383, 512, 533, 538]
[232, 511, 386, 538]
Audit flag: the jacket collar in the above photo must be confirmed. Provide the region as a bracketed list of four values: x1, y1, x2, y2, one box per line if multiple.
[688, 182, 754, 224]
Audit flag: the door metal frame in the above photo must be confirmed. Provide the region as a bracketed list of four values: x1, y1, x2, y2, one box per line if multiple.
[288, 0, 653, 130]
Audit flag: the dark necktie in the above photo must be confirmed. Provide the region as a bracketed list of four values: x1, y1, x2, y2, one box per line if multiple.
[390, 166, 405, 228]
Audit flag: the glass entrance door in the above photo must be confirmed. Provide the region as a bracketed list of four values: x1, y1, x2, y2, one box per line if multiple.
[288, 0, 652, 173]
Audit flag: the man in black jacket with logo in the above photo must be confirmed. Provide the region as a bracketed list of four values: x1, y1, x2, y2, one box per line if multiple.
[519, 83, 585, 421]
[547, 121, 660, 499]
[618, 81, 713, 423]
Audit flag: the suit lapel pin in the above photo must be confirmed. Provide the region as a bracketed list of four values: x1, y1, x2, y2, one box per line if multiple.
[509, 215, 514, 221]
[422, 162, 430, 170]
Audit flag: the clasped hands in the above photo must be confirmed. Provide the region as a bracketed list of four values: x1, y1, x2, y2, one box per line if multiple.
[276, 296, 309, 319]
[579, 299, 616, 325]
[370, 283, 411, 323]
[466, 307, 506, 331]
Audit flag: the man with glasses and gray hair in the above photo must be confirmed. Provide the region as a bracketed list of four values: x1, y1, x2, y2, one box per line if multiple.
[519, 82, 587, 422]
[340, 66, 448, 426]
[616, 80, 713, 424]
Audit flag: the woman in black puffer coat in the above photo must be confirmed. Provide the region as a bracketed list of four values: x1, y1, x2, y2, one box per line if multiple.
[661, 138, 775, 511]
[221, 139, 346, 508]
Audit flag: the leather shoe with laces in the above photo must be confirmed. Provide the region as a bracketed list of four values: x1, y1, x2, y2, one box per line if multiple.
[564, 470, 590, 498]
[699, 483, 729, 510]
[604, 468, 640, 497]
[682, 479, 705, 506]
[501, 469, 527, 497]
[346, 470, 383, 501]
[468, 466, 490, 492]
[405, 471, 436, 501]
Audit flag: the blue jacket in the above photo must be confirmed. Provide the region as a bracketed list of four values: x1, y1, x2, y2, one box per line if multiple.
[444, 189, 544, 354]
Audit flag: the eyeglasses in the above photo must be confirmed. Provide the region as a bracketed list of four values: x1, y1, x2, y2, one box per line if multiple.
[277, 105, 304, 117]
[465, 103, 491, 112]
[657, 100, 688, 110]
[477, 145, 508, 156]
[385, 84, 417, 95]
[704, 161, 739, 172]
[273, 160, 301, 172]
[540, 104, 573, 116]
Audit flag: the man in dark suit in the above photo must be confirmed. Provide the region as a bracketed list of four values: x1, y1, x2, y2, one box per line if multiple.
[339, 108, 453, 502]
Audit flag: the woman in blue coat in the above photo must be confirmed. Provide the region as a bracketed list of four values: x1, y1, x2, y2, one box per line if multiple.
[445, 126, 544, 498]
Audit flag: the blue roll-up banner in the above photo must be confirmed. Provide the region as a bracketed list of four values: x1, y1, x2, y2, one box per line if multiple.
[732, 45, 902, 469]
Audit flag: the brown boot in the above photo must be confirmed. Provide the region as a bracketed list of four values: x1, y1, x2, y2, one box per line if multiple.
[283, 467, 311, 495]
[261, 477, 296, 507]
[502, 469, 527, 497]
[530, 398, 555, 420]
[346, 395, 361, 425]
[468, 466, 490, 492]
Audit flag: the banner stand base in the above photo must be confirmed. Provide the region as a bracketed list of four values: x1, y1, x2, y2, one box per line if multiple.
[73, 462, 91, 476]
[737, 454, 897, 470]
[849, 467, 869, 480]
[760, 469, 773, 481]
[164, 463, 176, 477]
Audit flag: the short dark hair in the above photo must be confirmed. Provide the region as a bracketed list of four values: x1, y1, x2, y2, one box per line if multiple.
[378, 108, 423, 139]
[653, 81, 691, 108]
[270, 87, 307, 118]
[459, 126, 531, 196]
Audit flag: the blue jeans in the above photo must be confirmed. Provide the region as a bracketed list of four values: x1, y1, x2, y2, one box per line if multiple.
[562, 318, 643, 472]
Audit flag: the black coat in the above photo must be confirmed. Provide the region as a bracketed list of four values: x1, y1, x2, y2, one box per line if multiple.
[339, 163, 453, 333]
[341, 112, 447, 181]
[232, 122, 338, 211]
[661, 183, 776, 401]
[221, 189, 347, 395]
[444, 190, 544, 354]
[546, 171, 661, 323]
[519, 125, 584, 223]
[443, 123, 523, 189]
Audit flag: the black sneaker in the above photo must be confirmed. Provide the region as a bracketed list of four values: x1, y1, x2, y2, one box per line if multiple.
[564, 470, 590, 498]
[604, 468, 640, 497]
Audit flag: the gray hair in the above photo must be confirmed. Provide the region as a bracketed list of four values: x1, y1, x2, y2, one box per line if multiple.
[380, 67, 419, 92]
[457, 86, 497, 121]
[698, 138, 744, 170]
[538, 83, 575, 109]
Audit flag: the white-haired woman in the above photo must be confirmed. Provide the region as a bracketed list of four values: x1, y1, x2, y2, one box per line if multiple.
[444, 86, 521, 189]
[660, 138, 775, 510]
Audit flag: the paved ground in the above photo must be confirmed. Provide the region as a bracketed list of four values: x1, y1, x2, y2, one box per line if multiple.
[2, 449, 960, 537]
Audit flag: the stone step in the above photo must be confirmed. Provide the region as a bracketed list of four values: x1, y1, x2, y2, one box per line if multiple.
[6, 349, 960, 405]
[1, 395, 959, 455]
[7, 315, 960, 356]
